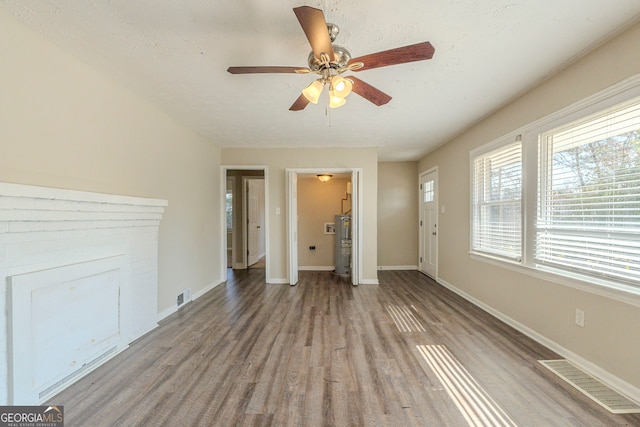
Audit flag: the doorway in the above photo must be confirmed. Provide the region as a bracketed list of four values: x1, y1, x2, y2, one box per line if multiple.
[226, 177, 235, 268]
[419, 168, 438, 278]
[221, 166, 269, 282]
[286, 168, 361, 286]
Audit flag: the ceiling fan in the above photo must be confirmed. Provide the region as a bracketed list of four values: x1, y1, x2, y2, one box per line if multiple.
[227, 6, 435, 111]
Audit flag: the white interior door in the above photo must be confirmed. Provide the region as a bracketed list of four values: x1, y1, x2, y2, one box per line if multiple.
[419, 169, 438, 278]
[257, 180, 266, 258]
[287, 171, 298, 285]
[246, 179, 263, 266]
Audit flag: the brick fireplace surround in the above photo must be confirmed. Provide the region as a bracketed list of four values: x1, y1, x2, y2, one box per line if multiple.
[0, 182, 167, 404]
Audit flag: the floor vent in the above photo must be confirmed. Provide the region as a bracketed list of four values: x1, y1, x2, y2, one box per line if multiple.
[539, 359, 640, 414]
[417, 345, 517, 426]
[177, 288, 192, 308]
[386, 305, 425, 333]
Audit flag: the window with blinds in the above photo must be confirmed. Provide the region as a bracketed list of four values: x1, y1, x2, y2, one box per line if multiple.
[472, 140, 523, 261]
[537, 97, 640, 285]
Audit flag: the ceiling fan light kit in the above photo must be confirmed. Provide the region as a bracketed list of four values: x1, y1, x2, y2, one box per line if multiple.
[302, 74, 354, 108]
[330, 76, 353, 98]
[329, 95, 346, 109]
[302, 80, 324, 104]
[227, 5, 435, 111]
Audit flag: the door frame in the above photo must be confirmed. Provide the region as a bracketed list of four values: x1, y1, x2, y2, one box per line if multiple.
[419, 166, 439, 279]
[226, 176, 236, 270]
[220, 165, 269, 283]
[286, 168, 362, 286]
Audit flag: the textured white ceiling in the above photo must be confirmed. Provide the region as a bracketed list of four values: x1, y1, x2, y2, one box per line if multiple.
[2, 1, 640, 160]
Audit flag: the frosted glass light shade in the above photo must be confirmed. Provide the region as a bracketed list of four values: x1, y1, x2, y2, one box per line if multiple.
[329, 95, 346, 109]
[302, 80, 324, 104]
[330, 76, 353, 98]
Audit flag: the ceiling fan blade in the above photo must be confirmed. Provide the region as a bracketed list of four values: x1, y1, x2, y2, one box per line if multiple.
[349, 41, 435, 72]
[289, 93, 311, 111]
[293, 6, 335, 62]
[348, 76, 392, 106]
[227, 66, 307, 74]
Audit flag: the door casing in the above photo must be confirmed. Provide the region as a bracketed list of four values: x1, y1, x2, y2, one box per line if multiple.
[220, 165, 269, 283]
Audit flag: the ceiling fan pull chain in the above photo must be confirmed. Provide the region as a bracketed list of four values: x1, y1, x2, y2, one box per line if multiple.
[325, 93, 329, 117]
[326, 89, 332, 122]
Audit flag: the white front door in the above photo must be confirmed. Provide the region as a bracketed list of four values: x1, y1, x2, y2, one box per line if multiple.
[419, 169, 438, 278]
[246, 179, 264, 266]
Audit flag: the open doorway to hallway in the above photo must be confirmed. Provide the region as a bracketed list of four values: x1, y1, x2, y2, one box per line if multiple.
[224, 168, 267, 276]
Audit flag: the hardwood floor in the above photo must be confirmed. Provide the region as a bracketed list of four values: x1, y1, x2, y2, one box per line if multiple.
[50, 270, 640, 426]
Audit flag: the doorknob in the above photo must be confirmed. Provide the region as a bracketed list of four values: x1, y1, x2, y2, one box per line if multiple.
[257, 225, 261, 229]
[432, 232, 436, 236]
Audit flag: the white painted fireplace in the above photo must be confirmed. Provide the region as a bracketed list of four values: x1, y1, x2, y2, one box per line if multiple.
[0, 182, 167, 404]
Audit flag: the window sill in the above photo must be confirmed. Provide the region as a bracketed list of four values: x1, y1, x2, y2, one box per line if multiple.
[469, 252, 640, 308]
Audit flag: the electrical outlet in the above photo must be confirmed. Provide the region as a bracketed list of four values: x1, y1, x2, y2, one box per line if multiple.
[575, 309, 585, 327]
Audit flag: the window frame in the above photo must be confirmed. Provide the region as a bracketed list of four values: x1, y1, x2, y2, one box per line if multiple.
[470, 136, 524, 262]
[469, 75, 640, 306]
[536, 103, 640, 286]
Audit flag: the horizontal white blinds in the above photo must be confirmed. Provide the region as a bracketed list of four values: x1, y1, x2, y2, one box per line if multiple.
[472, 141, 522, 260]
[537, 97, 640, 284]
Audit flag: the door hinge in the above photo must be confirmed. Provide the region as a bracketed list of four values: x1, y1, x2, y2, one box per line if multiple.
[420, 220, 423, 226]
[420, 257, 423, 263]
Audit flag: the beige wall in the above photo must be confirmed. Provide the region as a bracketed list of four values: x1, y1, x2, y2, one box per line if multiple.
[418, 22, 640, 390]
[377, 162, 419, 268]
[0, 10, 222, 314]
[221, 148, 378, 283]
[298, 176, 351, 268]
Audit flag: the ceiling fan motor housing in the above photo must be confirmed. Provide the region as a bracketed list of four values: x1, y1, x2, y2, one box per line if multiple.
[326, 23, 339, 42]
[308, 44, 351, 71]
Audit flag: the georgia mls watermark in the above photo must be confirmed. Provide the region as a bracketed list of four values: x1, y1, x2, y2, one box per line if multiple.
[0, 406, 63, 427]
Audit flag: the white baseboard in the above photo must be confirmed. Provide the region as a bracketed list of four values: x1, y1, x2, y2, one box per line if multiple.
[436, 276, 640, 405]
[267, 278, 289, 284]
[298, 266, 334, 271]
[359, 279, 379, 285]
[378, 265, 418, 271]
[193, 280, 224, 300]
[157, 305, 176, 322]
[157, 280, 224, 322]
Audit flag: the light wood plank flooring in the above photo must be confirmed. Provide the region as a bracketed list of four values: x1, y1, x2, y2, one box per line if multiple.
[49, 270, 640, 426]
